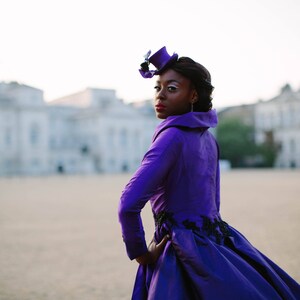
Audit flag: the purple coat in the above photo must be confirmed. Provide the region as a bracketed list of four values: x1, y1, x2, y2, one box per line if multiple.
[118, 110, 219, 259]
[118, 110, 300, 300]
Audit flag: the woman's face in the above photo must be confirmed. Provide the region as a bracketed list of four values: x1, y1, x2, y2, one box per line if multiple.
[154, 69, 196, 119]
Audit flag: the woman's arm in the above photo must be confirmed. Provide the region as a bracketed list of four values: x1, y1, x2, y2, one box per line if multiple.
[118, 127, 182, 260]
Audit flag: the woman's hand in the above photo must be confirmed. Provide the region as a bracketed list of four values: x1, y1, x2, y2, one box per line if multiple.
[135, 235, 170, 265]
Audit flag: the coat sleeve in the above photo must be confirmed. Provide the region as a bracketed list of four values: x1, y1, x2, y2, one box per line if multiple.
[118, 127, 183, 260]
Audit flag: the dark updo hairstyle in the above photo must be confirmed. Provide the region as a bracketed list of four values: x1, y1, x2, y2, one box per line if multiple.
[168, 57, 214, 112]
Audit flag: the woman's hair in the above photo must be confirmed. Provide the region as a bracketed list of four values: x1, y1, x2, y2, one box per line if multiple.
[167, 57, 214, 112]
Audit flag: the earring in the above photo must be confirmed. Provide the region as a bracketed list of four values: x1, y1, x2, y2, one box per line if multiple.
[191, 102, 194, 112]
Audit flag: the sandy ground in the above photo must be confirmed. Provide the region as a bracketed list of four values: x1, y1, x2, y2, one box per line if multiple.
[0, 169, 299, 300]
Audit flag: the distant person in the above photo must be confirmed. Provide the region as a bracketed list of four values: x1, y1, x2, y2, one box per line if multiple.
[118, 46, 300, 299]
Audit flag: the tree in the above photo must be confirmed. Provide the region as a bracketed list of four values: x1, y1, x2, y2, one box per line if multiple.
[255, 130, 278, 167]
[216, 118, 257, 168]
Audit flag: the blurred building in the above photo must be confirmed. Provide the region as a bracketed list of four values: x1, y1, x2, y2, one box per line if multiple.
[217, 84, 300, 168]
[255, 84, 300, 168]
[0, 82, 159, 176]
[217, 103, 255, 127]
[0, 82, 48, 176]
[2, 81, 299, 176]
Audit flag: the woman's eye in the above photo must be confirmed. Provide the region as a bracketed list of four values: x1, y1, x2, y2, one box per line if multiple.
[154, 86, 161, 92]
[168, 86, 177, 92]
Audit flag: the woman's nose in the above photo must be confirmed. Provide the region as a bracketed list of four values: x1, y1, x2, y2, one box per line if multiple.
[156, 88, 166, 100]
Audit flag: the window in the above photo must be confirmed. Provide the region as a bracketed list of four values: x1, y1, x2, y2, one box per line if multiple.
[290, 139, 295, 153]
[107, 128, 115, 147]
[5, 128, 12, 146]
[30, 123, 40, 146]
[120, 128, 127, 146]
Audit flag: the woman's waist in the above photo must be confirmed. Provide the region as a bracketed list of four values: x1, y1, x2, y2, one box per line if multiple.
[153, 209, 221, 226]
[153, 210, 230, 243]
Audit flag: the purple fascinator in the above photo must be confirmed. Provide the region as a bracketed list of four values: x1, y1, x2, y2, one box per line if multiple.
[139, 46, 178, 78]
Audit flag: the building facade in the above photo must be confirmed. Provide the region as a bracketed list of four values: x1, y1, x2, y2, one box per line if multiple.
[1, 81, 299, 176]
[217, 84, 300, 168]
[0, 82, 49, 176]
[255, 84, 300, 168]
[0, 82, 159, 176]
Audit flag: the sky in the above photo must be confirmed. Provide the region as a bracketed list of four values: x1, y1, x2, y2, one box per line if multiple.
[0, 0, 299, 108]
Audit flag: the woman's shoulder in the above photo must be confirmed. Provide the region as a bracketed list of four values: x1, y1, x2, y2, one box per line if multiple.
[153, 125, 185, 143]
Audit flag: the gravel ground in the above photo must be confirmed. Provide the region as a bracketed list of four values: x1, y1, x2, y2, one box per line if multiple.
[0, 169, 299, 300]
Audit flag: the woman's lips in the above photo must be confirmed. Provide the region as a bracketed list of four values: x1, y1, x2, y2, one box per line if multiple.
[155, 104, 166, 112]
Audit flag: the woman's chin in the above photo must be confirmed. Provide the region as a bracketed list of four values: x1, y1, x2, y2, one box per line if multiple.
[156, 112, 168, 119]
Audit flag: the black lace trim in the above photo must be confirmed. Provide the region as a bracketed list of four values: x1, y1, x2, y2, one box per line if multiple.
[154, 211, 231, 244]
[153, 211, 230, 244]
[201, 216, 231, 244]
[182, 220, 200, 231]
[153, 211, 174, 229]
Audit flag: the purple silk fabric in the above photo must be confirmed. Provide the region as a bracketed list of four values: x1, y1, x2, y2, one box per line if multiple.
[118, 110, 300, 299]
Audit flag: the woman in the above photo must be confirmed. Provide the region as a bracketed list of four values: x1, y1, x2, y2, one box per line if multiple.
[118, 46, 300, 299]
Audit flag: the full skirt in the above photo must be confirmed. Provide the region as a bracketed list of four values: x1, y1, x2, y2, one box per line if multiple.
[132, 225, 300, 300]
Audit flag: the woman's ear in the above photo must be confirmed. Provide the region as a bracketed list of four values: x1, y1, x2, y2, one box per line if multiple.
[191, 90, 198, 103]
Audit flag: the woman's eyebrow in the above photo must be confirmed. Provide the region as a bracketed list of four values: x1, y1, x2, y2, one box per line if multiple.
[156, 79, 180, 84]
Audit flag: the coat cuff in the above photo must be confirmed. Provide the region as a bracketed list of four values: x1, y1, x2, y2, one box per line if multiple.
[124, 240, 148, 260]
